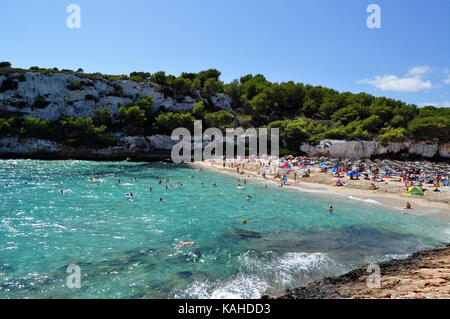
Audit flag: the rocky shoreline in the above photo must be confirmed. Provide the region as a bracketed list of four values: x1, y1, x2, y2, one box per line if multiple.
[262, 244, 450, 299]
[0, 135, 176, 162]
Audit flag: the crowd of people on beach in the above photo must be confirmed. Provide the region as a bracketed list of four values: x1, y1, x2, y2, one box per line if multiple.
[204, 154, 450, 208]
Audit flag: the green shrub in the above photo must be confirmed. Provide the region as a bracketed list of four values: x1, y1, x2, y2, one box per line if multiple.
[408, 116, 450, 141]
[173, 77, 192, 95]
[85, 94, 98, 102]
[150, 71, 167, 85]
[58, 116, 115, 147]
[0, 61, 12, 68]
[204, 110, 233, 129]
[203, 78, 223, 95]
[155, 112, 194, 135]
[0, 118, 11, 136]
[93, 108, 112, 127]
[67, 80, 83, 91]
[323, 127, 351, 140]
[0, 78, 18, 92]
[105, 83, 123, 97]
[21, 117, 53, 138]
[119, 105, 146, 135]
[378, 127, 407, 145]
[32, 95, 51, 109]
[192, 101, 206, 119]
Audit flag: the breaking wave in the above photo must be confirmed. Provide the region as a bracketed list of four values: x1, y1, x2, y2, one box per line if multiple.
[177, 251, 346, 299]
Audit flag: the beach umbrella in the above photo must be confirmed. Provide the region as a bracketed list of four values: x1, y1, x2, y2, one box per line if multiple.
[298, 169, 308, 173]
[346, 170, 358, 176]
[249, 157, 256, 162]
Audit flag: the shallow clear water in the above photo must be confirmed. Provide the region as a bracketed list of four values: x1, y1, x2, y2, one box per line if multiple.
[0, 159, 449, 299]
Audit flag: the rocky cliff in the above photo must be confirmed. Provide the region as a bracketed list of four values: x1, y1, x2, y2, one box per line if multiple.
[300, 140, 450, 159]
[0, 135, 179, 161]
[0, 70, 232, 160]
[0, 71, 231, 121]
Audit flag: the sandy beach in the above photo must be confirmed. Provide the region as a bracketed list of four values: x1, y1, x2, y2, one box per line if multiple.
[192, 159, 450, 222]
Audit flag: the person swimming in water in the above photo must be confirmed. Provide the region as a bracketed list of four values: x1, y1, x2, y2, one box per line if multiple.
[246, 195, 251, 200]
[60, 189, 63, 195]
[328, 206, 333, 213]
[159, 198, 163, 202]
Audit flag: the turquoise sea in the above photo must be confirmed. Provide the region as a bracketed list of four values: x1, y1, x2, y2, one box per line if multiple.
[0, 159, 449, 298]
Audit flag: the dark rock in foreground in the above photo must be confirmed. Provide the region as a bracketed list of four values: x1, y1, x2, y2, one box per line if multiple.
[262, 244, 450, 299]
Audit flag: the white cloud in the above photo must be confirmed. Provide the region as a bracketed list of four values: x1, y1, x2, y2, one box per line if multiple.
[419, 101, 450, 108]
[358, 75, 433, 92]
[358, 65, 435, 92]
[443, 74, 450, 85]
[407, 65, 431, 77]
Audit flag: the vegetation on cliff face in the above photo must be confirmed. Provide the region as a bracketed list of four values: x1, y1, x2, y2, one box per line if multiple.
[0, 62, 449, 152]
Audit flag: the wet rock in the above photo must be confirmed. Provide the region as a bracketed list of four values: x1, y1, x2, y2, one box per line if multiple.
[233, 228, 263, 239]
[177, 271, 194, 278]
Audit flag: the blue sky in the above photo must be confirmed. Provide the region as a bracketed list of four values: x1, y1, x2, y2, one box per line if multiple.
[1, 0, 449, 107]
